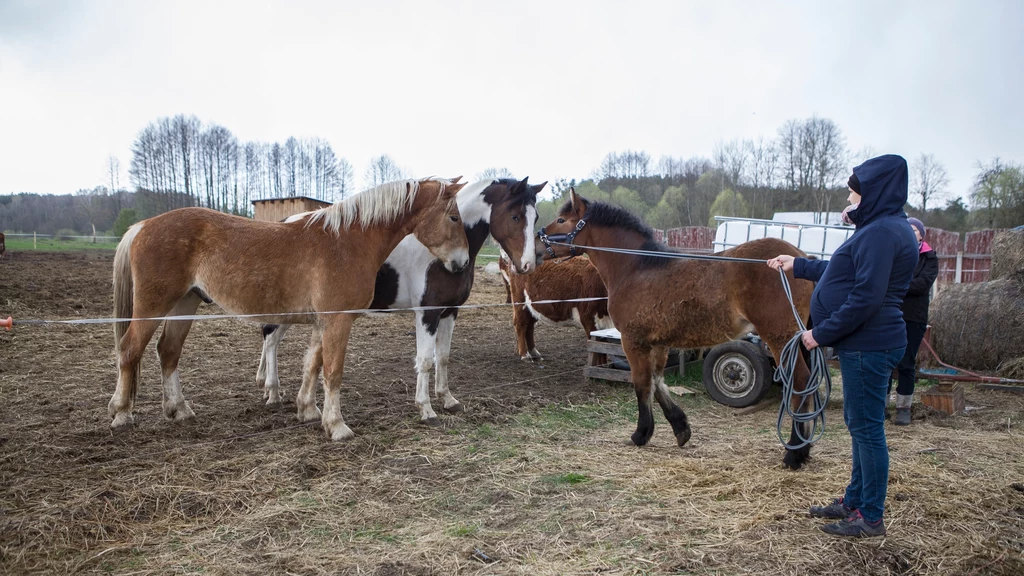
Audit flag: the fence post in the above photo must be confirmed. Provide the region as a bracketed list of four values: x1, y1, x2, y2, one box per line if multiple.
[955, 251, 963, 284]
[34, 231, 37, 249]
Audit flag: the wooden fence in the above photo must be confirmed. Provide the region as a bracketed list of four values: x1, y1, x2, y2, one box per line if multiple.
[655, 224, 1005, 288]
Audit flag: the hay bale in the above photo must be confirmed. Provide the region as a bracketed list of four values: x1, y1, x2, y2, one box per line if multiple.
[990, 229, 1024, 282]
[928, 279, 1024, 371]
[999, 357, 1024, 379]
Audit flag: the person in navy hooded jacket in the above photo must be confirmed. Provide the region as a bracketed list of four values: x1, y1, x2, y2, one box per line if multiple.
[768, 154, 919, 538]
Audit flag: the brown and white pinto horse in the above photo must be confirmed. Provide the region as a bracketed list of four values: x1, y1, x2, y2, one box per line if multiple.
[109, 177, 470, 440]
[498, 255, 611, 361]
[539, 189, 816, 468]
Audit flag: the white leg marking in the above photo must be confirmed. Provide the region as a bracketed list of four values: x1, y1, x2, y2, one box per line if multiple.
[262, 324, 290, 405]
[434, 315, 461, 411]
[414, 312, 440, 423]
[162, 369, 195, 421]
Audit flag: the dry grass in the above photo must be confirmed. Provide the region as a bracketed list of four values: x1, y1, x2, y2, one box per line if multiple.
[4, 383, 1023, 575]
[2, 252, 1023, 575]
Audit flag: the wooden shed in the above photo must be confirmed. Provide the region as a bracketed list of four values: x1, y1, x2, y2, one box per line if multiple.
[251, 196, 331, 222]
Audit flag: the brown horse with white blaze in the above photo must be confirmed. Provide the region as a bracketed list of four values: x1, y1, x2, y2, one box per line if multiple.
[110, 177, 470, 440]
[538, 189, 816, 468]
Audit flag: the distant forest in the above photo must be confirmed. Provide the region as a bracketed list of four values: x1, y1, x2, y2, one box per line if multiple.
[2, 114, 1022, 236]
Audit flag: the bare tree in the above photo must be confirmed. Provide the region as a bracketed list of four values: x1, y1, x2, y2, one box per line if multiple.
[477, 167, 514, 181]
[364, 155, 406, 188]
[712, 139, 748, 186]
[598, 150, 651, 180]
[912, 153, 950, 212]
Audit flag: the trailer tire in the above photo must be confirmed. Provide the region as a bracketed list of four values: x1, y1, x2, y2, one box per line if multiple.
[702, 340, 773, 408]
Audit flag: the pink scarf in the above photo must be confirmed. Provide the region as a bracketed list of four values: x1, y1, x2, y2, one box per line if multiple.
[920, 240, 932, 254]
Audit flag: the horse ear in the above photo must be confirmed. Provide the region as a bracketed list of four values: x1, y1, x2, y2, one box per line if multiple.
[531, 181, 548, 193]
[510, 176, 529, 195]
[441, 182, 465, 199]
[449, 175, 463, 184]
[570, 187, 586, 216]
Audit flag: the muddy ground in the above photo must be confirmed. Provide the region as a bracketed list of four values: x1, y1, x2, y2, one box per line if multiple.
[1, 251, 1022, 575]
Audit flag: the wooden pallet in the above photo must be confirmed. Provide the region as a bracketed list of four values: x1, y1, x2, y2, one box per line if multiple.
[583, 329, 694, 395]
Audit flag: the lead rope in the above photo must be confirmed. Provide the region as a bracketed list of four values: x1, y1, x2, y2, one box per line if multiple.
[774, 268, 832, 449]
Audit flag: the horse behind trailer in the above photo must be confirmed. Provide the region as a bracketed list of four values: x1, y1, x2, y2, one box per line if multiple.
[538, 189, 816, 468]
[109, 177, 469, 441]
[498, 255, 611, 361]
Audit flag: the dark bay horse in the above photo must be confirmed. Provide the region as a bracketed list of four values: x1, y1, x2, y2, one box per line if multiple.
[538, 189, 816, 468]
[499, 255, 611, 361]
[110, 177, 470, 440]
[256, 177, 546, 425]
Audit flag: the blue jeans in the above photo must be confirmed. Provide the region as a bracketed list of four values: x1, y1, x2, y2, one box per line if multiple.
[837, 348, 905, 523]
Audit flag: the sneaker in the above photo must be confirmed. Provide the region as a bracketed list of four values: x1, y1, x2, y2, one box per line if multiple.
[894, 408, 911, 426]
[809, 497, 854, 519]
[821, 510, 886, 538]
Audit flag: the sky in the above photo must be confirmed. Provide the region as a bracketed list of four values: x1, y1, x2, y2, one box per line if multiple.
[1, 0, 1022, 203]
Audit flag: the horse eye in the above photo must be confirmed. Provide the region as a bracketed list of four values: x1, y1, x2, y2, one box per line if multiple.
[512, 215, 520, 222]
[450, 215, 458, 222]
[557, 218, 566, 224]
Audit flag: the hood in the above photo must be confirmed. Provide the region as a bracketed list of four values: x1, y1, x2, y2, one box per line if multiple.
[846, 154, 909, 227]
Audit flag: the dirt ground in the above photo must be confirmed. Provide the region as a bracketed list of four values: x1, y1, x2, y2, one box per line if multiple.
[1, 251, 1022, 575]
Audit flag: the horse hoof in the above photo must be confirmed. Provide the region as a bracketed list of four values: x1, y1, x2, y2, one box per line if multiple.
[422, 417, 443, 427]
[676, 427, 692, 447]
[782, 449, 808, 470]
[166, 405, 196, 422]
[444, 402, 465, 414]
[296, 405, 322, 423]
[327, 424, 355, 441]
[630, 430, 651, 447]
[110, 412, 134, 428]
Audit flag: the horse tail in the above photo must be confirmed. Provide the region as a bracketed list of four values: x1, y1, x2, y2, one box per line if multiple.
[113, 224, 141, 401]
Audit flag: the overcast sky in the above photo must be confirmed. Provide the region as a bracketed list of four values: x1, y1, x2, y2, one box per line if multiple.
[1, 0, 1021, 203]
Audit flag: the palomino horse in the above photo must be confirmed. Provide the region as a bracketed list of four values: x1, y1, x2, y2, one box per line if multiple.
[499, 255, 611, 361]
[256, 177, 546, 425]
[109, 177, 470, 440]
[538, 189, 816, 468]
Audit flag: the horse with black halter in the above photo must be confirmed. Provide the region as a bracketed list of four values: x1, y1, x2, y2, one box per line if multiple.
[538, 189, 816, 468]
[256, 177, 546, 425]
[110, 177, 470, 440]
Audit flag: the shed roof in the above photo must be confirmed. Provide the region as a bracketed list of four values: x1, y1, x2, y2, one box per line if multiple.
[251, 196, 331, 205]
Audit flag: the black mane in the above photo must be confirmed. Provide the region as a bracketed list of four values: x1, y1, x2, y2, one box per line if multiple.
[559, 198, 671, 268]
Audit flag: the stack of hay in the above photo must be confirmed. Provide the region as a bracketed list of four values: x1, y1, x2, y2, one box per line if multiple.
[928, 229, 1024, 379]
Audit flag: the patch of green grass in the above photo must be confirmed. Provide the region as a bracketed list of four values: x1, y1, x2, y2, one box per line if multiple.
[475, 423, 495, 438]
[493, 446, 518, 460]
[477, 244, 501, 260]
[4, 237, 119, 251]
[542, 472, 591, 485]
[517, 393, 634, 431]
[665, 360, 705, 389]
[446, 523, 479, 537]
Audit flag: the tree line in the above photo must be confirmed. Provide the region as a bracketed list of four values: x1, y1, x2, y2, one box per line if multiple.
[2, 115, 1021, 236]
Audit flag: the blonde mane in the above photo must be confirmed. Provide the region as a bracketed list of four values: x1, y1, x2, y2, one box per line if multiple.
[306, 177, 452, 234]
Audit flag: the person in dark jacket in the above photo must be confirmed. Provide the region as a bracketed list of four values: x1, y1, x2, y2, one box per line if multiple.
[768, 154, 919, 538]
[888, 217, 938, 425]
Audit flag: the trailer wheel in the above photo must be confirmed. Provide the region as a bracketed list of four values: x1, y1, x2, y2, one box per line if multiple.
[702, 340, 773, 408]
